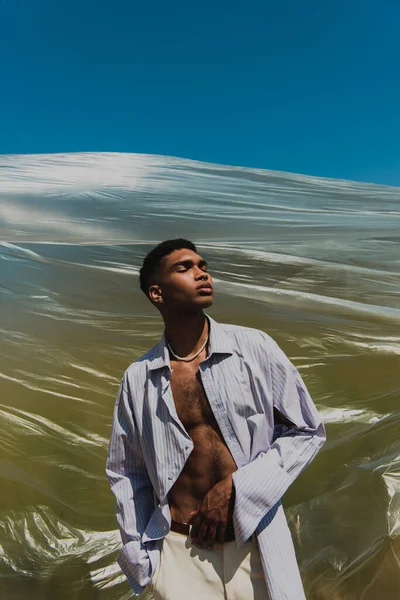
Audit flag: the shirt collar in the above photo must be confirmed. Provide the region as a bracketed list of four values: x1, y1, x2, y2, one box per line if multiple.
[147, 314, 233, 372]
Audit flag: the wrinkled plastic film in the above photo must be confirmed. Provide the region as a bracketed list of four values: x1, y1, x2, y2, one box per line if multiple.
[0, 153, 399, 599]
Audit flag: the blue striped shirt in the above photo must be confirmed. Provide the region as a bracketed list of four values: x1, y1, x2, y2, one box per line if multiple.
[106, 316, 326, 598]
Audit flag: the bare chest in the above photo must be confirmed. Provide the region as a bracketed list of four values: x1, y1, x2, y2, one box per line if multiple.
[170, 363, 215, 430]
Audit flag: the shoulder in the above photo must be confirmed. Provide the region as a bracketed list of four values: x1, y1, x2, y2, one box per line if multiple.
[217, 321, 276, 353]
[121, 343, 160, 386]
[218, 322, 294, 382]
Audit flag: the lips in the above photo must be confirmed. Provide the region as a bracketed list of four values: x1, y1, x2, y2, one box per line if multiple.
[197, 283, 213, 293]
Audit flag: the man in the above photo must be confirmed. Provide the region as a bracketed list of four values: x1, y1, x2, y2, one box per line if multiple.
[106, 239, 326, 599]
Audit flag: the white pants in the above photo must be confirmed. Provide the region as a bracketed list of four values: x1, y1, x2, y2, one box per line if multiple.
[149, 530, 268, 600]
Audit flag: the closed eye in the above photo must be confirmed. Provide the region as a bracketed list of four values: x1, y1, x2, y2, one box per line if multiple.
[173, 259, 209, 272]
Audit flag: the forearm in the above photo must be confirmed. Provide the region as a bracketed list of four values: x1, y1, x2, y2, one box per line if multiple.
[106, 465, 155, 542]
[106, 376, 156, 594]
[106, 448, 157, 593]
[232, 423, 325, 545]
[232, 338, 326, 545]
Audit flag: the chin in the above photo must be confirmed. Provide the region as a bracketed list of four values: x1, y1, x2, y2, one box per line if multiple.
[184, 297, 214, 311]
[169, 296, 214, 312]
[198, 297, 214, 309]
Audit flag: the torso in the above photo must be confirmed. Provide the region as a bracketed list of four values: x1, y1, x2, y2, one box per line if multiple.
[168, 351, 237, 523]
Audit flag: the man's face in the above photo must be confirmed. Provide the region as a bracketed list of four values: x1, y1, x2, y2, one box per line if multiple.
[149, 248, 214, 311]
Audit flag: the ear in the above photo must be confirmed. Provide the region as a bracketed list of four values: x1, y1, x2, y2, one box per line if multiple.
[149, 284, 163, 305]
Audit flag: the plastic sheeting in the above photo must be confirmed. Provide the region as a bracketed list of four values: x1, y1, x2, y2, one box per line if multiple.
[1, 153, 399, 599]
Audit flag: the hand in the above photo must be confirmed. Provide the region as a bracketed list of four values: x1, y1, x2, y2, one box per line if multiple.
[188, 474, 235, 549]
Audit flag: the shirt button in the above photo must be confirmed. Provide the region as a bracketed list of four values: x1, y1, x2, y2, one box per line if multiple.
[168, 475, 173, 480]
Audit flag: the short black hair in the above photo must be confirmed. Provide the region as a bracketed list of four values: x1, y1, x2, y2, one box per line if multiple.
[139, 238, 197, 297]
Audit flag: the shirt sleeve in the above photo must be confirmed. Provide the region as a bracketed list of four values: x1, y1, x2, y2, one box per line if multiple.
[106, 374, 157, 595]
[232, 339, 326, 546]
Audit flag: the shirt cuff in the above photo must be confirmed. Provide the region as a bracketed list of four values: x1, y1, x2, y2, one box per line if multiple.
[232, 452, 291, 546]
[117, 540, 157, 596]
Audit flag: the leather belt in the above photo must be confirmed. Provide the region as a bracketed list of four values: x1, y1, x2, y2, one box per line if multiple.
[170, 520, 236, 542]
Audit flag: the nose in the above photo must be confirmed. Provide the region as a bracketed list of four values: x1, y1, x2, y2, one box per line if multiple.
[194, 267, 208, 280]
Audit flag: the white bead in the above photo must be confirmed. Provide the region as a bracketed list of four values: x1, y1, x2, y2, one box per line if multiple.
[166, 335, 208, 362]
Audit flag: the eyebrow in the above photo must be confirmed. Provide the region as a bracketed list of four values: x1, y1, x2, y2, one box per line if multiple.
[170, 258, 208, 270]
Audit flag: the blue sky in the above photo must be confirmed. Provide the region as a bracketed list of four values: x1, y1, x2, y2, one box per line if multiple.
[1, 0, 399, 184]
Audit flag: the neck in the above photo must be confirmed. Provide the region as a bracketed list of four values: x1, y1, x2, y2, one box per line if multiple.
[163, 310, 208, 358]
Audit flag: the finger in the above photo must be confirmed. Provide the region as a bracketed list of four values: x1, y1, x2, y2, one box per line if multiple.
[193, 521, 209, 547]
[190, 511, 204, 540]
[190, 519, 200, 541]
[188, 510, 198, 525]
[205, 524, 218, 549]
[216, 523, 227, 545]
